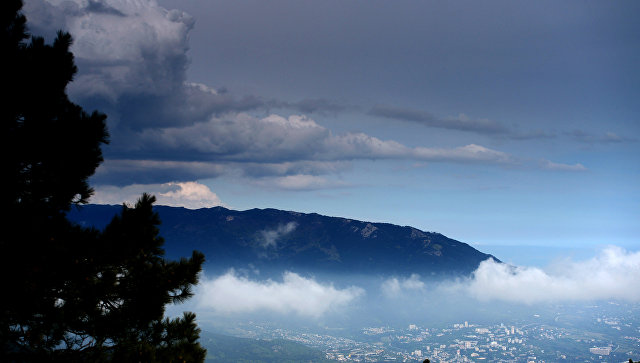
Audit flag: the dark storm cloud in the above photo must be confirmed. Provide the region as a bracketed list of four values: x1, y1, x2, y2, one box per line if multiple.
[369, 105, 567, 142]
[23, 0, 588, 188]
[370, 104, 509, 135]
[25, 0, 272, 133]
[91, 159, 226, 187]
[25, 0, 353, 136]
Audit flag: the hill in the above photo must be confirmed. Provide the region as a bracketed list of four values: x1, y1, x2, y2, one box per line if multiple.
[68, 204, 498, 277]
[200, 331, 330, 363]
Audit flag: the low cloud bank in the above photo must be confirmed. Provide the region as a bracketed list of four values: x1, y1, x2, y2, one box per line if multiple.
[259, 222, 297, 248]
[186, 247, 639, 323]
[196, 270, 364, 318]
[455, 246, 640, 304]
[381, 274, 425, 297]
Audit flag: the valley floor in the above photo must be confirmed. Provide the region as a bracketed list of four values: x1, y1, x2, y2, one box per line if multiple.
[202, 302, 640, 363]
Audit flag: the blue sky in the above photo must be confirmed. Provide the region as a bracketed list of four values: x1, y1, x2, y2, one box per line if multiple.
[24, 0, 639, 265]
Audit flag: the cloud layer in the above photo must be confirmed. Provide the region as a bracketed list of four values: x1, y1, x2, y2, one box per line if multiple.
[196, 270, 364, 318]
[370, 105, 509, 135]
[23, 0, 585, 195]
[137, 113, 516, 165]
[455, 246, 640, 304]
[24, 0, 264, 131]
[381, 274, 425, 297]
[179, 246, 640, 322]
[379, 247, 640, 305]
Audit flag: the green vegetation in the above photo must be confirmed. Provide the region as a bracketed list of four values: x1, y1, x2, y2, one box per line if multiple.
[200, 332, 331, 363]
[1, 1, 205, 361]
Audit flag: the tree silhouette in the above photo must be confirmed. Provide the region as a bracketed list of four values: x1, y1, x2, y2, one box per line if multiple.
[1, 1, 205, 361]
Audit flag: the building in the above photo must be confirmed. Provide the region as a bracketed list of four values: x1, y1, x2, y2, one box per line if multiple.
[589, 346, 611, 355]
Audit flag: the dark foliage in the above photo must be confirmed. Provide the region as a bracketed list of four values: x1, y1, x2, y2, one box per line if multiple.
[1, 1, 205, 361]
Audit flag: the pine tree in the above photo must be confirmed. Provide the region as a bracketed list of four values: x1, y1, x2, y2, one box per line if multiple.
[1, 1, 206, 361]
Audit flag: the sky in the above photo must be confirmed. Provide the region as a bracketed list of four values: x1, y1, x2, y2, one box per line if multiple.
[23, 0, 639, 266]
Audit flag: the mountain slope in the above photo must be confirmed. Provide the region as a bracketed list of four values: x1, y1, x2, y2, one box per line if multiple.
[68, 205, 498, 276]
[200, 331, 330, 363]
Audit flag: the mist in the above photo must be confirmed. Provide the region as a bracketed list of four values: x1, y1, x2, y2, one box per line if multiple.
[451, 245, 640, 304]
[195, 269, 364, 318]
[165, 245, 640, 335]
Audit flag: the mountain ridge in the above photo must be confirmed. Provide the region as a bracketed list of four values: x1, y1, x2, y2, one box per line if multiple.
[68, 204, 499, 277]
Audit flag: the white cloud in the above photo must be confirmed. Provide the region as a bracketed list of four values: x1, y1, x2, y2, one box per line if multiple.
[196, 270, 364, 318]
[542, 160, 587, 172]
[452, 246, 640, 304]
[255, 174, 349, 191]
[259, 222, 297, 248]
[140, 113, 517, 166]
[91, 181, 225, 209]
[139, 113, 329, 161]
[413, 144, 514, 164]
[157, 182, 225, 208]
[381, 274, 425, 297]
[241, 160, 352, 178]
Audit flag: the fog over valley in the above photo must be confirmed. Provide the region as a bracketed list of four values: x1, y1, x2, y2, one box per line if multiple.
[178, 246, 640, 322]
